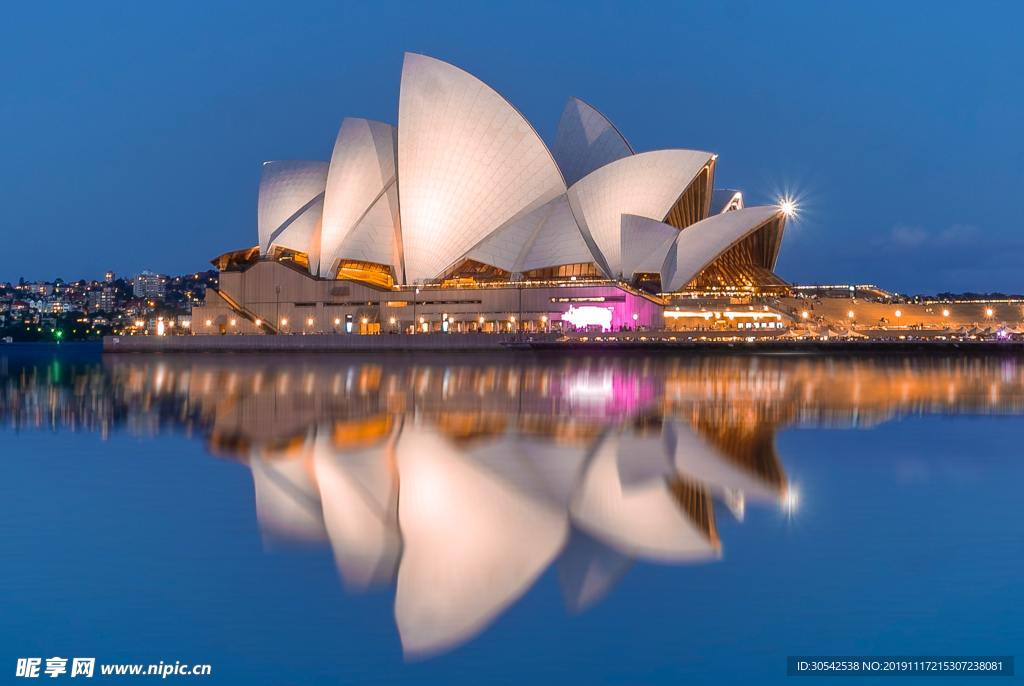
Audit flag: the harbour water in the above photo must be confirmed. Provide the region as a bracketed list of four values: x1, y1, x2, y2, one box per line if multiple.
[1, 344, 1021, 683]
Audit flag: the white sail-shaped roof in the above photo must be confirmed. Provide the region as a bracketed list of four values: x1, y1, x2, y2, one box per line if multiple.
[566, 149, 715, 277]
[661, 205, 784, 291]
[710, 189, 744, 214]
[331, 182, 402, 275]
[461, 199, 553, 273]
[666, 420, 785, 504]
[394, 426, 567, 657]
[556, 530, 633, 613]
[552, 97, 634, 187]
[462, 194, 598, 274]
[313, 434, 400, 590]
[570, 434, 720, 563]
[317, 119, 397, 277]
[257, 161, 328, 261]
[397, 53, 567, 282]
[620, 214, 679, 278]
[518, 195, 598, 272]
[250, 447, 327, 544]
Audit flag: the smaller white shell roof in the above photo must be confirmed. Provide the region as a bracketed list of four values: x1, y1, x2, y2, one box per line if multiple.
[257, 161, 329, 256]
[519, 195, 597, 272]
[662, 205, 783, 291]
[567, 149, 715, 278]
[318, 118, 397, 277]
[620, 214, 679, 277]
[552, 97, 634, 187]
[461, 194, 599, 275]
[332, 182, 401, 274]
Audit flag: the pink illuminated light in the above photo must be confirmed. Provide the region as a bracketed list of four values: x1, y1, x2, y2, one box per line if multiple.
[563, 305, 614, 331]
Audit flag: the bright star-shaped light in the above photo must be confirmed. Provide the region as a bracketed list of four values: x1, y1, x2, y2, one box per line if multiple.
[779, 197, 798, 217]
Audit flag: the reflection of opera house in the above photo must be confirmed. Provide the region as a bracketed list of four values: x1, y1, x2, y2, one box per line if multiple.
[193, 53, 790, 335]
[8, 354, 1024, 655]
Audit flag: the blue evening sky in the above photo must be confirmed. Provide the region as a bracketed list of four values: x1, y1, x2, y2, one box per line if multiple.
[2, 1, 1022, 293]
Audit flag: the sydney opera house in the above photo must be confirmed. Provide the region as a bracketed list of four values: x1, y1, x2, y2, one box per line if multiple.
[193, 53, 791, 335]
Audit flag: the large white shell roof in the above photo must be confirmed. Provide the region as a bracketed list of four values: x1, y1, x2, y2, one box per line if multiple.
[397, 53, 567, 282]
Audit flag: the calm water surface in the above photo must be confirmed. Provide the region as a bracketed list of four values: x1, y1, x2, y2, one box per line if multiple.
[1, 344, 1021, 684]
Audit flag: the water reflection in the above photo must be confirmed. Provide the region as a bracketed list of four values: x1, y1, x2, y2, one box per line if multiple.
[3, 351, 1024, 656]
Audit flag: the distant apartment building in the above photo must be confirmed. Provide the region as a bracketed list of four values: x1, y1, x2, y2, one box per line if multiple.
[105, 270, 115, 283]
[87, 287, 117, 312]
[133, 271, 167, 299]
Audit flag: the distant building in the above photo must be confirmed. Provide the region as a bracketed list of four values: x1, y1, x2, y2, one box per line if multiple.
[133, 271, 167, 299]
[87, 287, 117, 312]
[105, 271, 115, 283]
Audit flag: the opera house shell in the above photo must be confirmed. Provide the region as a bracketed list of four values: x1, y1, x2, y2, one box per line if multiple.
[204, 53, 789, 334]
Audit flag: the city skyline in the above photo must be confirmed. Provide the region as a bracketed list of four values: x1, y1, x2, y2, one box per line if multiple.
[3, 1, 1022, 292]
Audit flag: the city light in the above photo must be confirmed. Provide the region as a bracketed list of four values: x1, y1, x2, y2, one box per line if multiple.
[334, 318, 341, 325]
[847, 310, 855, 319]
[280, 318, 288, 326]
[895, 309, 902, 318]
[985, 307, 994, 317]
[253, 319, 261, 327]
[306, 317, 314, 326]
[942, 309, 950, 317]
[801, 310, 809, 319]
[204, 319, 212, 327]
[229, 318, 236, 326]
[389, 316, 396, 325]
[361, 317, 368, 325]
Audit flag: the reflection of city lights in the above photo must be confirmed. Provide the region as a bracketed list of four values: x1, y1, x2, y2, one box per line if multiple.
[782, 488, 800, 515]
